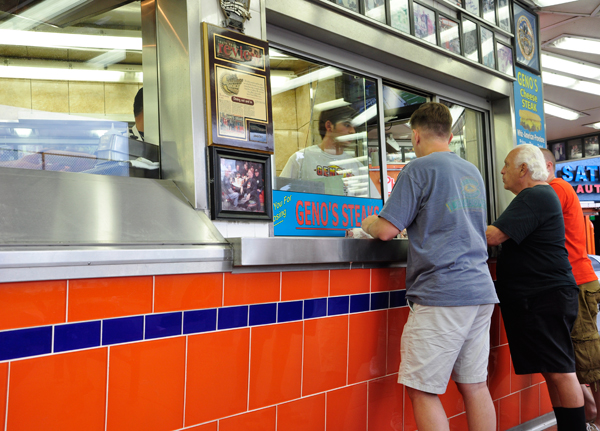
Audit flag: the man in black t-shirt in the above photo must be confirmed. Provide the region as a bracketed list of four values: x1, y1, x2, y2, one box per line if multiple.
[486, 144, 585, 431]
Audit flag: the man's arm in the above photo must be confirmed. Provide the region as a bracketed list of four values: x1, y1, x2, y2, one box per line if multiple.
[362, 215, 400, 241]
[486, 225, 509, 246]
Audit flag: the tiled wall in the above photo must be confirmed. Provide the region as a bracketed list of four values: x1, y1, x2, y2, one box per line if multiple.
[0, 266, 551, 431]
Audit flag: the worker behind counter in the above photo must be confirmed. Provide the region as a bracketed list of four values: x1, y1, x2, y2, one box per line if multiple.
[486, 144, 586, 431]
[130, 87, 144, 142]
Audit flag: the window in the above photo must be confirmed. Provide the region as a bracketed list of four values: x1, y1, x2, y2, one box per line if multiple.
[0, 2, 157, 178]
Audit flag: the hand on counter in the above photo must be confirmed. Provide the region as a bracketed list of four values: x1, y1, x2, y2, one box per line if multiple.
[361, 215, 400, 241]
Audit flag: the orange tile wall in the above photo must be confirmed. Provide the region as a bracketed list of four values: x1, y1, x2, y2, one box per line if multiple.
[0, 263, 551, 431]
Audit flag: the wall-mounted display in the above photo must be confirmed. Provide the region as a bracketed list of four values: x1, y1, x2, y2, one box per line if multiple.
[465, 0, 480, 17]
[584, 136, 600, 157]
[462, 18, 480, 62]
[482, 0, 496, 26]
[497, 0, 511, 32]
[390, 0, 411, 33]
[514, 3, 539, 72]
[552, 142, 566, 162]
[203, 23, 274, 153]
[480, 26, 495, 69]
[333, 0, 359, 12]
[439, 15, 461, 55]
[497, 42, 514, 76]
[568, 138, 583, 160]
[365, 0, 387, 22]
[209, 146, 272, 221]
[413, 2, 437, 44]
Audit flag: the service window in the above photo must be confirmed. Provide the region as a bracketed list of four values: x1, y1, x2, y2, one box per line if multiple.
[0, 2, 156, 178]
[270, 48, 383, 236]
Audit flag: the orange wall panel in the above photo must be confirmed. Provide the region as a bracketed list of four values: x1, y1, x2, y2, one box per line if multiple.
[277, 394, 325, 431]
[0, 362, 7, 431]
[68, 276, 152, 321]
[0, 280, 66, 331]
[387, 307, 409, 375]
[348, 310, 387, 384]
[439, 380, 465, 419]
[330, 269, 370, 296]
[224, 272, 280, 306]
[499, 392, 520, 431]
[219, 407, 276, 431]
[367, 376, 404, 431]
[154, 273, 223, 312]
[8, 348, 108, 431]
[106, 337, 186, 431]
[520, 384, 540, 424]
[371, 268, 406, 292]
[185, 423, 217, 431]
[326, 383, 367, 431]
[281, 270, 328, 301]
[449, 412, 468, 431]
[489, 345, 511, 400]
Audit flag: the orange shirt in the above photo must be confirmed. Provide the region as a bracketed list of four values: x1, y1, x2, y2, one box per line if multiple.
[550, 178, 597, 285]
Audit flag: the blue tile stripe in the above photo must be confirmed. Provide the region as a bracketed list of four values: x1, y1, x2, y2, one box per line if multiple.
[0, 289, 407, 362]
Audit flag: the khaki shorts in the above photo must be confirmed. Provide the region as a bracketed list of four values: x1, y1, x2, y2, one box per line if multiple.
[571, 279, 600, 384]
[398, 302, 494, 395]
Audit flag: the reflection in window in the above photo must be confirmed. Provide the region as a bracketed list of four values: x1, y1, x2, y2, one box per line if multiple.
[271, 49, 380, 198]
[441, 100, 485, 174]
[0, 2, 158, 178]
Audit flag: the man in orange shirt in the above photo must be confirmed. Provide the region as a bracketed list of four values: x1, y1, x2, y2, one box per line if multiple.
[543, 148, 600, 430]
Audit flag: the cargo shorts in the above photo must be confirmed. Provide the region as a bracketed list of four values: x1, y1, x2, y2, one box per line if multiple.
[571, 279, 600, 384]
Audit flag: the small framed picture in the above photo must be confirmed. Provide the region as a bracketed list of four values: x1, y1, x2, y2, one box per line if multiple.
[498, 0, 511, 32]
[480, 25, 495, 69]
[413, 2, 437, 45]
[496, 42, 514, 76]
[462, 18, 480, 62]
[465, 0, 480, 16]
[439, 15, 461, 55]
[568, 138, 583, 160]
[584, 135, 600, 157]
[390, 0, 411, 33]
[364, 0, 387, 23]
[210, 146, 273, 221]
[552, 142, 566, 162]
[332, 0, 359, 12]
[482, 0, 496, 25]
[447, 0, 463, 7]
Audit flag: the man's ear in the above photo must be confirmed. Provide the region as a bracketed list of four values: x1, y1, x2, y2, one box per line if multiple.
[325, 120, 334, 133]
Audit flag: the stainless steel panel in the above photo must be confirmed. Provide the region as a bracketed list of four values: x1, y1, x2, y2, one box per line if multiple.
[491, 97, 516, 216]
[229, 237, 408, 266]
[0, 167, 226, 245]
[141, 0, 160, 147]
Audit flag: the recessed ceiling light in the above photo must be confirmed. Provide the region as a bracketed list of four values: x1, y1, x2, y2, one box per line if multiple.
[541, 53, 600, 82]
[0, 65, 142, 83]
[532, 0, 579, 6]
[0, 29, 141, 51]
[544, 101, 587, 121]
[542, 71, 600, 96]
[548, 35, 600, 55]
[583, 122, 600, 130]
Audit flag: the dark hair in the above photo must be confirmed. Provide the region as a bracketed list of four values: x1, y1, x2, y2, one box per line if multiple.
[318, 105, 357, 139]
[409, 102, 452, 138]
[133, 87, 143, 117]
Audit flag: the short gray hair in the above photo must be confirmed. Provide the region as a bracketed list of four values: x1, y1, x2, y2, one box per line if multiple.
[514, 144, 548, 181]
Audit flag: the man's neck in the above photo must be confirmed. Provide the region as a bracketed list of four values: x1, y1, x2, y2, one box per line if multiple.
[319, 138, 343, 155]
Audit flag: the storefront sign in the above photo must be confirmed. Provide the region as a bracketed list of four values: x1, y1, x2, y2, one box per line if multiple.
[557, 157, 600, 201]
[203, 23, 274, 153]
[273, 190, 383, 237]
[513, 66, 545, 148]
[514, 3, 539, 73]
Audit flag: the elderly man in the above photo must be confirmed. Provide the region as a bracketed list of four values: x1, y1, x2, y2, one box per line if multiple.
[362, 102, 498, 431]
[486, 144, 585, 431]
[542, 148, 600, 430]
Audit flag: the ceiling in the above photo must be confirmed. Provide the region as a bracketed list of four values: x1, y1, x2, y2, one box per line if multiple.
[530, 0, 600, 141]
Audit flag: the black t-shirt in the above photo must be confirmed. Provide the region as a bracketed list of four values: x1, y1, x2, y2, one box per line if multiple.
[493, 185, 576, 302]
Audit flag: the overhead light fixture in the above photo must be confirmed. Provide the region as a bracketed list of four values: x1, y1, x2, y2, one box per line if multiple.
[542, 53, 600, 82]
[547, 35, 600, 55]
[271, 67, 342, 96]
[0, 0, 90, 31]
[14, 128, 33, 137]
[0, 65, 142, 83]
[0, 29, 142, 51]
[544, 101, 587, 121]
[532, 0, 579, 6]
[542, 71, 600, 96]
[583, 122, 600, 130]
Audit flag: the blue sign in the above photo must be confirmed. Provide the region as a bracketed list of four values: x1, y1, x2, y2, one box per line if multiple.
[273, 190, 383, 237]
[514, 3, 539, 72]
[557, 157, 600, 201]
[514, 67, 546, 148]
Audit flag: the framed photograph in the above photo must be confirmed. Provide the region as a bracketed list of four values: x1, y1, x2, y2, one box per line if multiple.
[439, 15, 461, 55]
[496, 42, 514, 76]
[480, 26, 495, 69]
[390, 0, 411, 33]
[209, 146, 273, 221]
[364, 0, 387, 23]
[482, 0, 496, 25]
[465, 0, 480, 16]
[446, 0, 463, 7]
[514, 3, 540, 72]
[203, 23, 274, 153]
[413, 2, 437, 45]
[584, 135, 600, 157]
[498, 0, 511, 32]
[568, 138, 583, 160]
[552, 142, 566, 162]
[462, 18, 480, 62]
[333, 0, 359, 12]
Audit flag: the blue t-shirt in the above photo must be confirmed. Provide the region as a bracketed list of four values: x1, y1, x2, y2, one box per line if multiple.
[379, 151, 498, 306]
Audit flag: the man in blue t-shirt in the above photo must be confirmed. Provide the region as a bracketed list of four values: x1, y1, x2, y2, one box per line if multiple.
[362, 102, 498, 431]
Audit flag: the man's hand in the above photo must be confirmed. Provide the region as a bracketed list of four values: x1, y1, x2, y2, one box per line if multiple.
[361, 215, 400, 241]
[486, 225, 509, 246]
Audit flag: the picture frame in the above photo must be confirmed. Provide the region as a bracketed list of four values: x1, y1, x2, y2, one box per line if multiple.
[514, 2, 540, 73]
[462, 18, 480, 62]
[209, 146, 273, 221]
[567, 138, 583, 160]
[482, 0, 496, 25]
[332, 0, 360, 12]
[584, 135, 600, 158]
[364, 0, 387, 23]
[480, 25, 496, 69]
[413, 2, 437, 45]
[496, 41, 514, 76]
[497, 0, 511, 33]
[439, 15, 461, 55]
[202, 23, 274, 153]
[389, 0, 411, 33]
[465, 0, 480, 17]
[552, 142, 566, 162]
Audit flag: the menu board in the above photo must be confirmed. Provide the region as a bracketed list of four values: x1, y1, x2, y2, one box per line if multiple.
[513, 66, 546, 148]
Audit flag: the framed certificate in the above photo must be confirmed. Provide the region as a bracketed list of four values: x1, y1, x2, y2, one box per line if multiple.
[462, 18, 480, 62]
[480, 25, 495, 69]
[465, 0, 480, 16]
[439, 15, 461, 55]
[584, 135, 600, 157]
[568, 138, 583, 160]
[413, 2, 437, 45]
[496, 42, 514, 76]
[482, 0, 496, 25]
[498, 0, 511, 32]
[390, 0, 411, 33]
